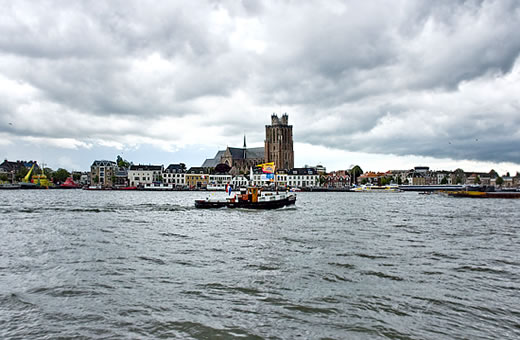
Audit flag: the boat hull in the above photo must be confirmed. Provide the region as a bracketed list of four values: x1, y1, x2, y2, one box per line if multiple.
[195, 195, 296, 209]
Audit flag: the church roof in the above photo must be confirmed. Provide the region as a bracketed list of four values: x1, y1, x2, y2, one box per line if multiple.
[201, 150, 225, 168]
[227, 147, 264, 160]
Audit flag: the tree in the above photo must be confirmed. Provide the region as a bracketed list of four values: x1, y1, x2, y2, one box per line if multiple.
[496, 176, 504, 186]
[474, 175, 481, 184]
[215, 163, 231, 174]
[0, 174, 8, 182]
[319, 174, 327, 186]
[53, 168, 70, 183]
[44, 167, 53, 179]
[73, 173, 81, 181]
[489, 169, 498, 178]
[441, 176, 448, 185]
[116, 155, 131, 168]
[455, 176, 462, 184]
[15, 167, 29, 182]
[397, 177, 402, 185]
[361, 178, 368, 185]
[350, 165, 363, 185]
[94, 175, 99, 184]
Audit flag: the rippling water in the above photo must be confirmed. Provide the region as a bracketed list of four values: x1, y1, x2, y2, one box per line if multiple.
[1, 190, 519, 339]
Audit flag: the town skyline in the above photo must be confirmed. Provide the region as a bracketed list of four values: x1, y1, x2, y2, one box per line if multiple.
[1, 1, 520, 174]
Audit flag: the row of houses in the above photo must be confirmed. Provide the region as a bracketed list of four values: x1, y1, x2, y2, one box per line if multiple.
[89, 162, 520, 189]
[90, 160, 320, 189]
[356, 167, 520, 188]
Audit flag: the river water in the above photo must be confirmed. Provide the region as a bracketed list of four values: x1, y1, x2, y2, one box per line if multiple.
[1, 190, 519, 339]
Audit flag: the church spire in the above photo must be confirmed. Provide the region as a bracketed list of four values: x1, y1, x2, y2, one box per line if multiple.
[243, 134, 247, 148]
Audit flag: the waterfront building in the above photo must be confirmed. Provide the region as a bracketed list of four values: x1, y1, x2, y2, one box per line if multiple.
[231, 175, 249, 188]
[327, 170, 351, 188]
[0, 160, 39, 183]
[186, 167, 210, 189]
[265, 113, 294, 170]
[286, 168, 319, 188]
[163, 163, 186, 187]
[359, 171, 389, 185]
[114, 167, 129, 187]
[128, 164, 164, 187]
[91, 160, 116, 187]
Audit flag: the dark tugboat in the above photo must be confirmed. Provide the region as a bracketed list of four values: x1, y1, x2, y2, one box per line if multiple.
[195, 187, 296, 209]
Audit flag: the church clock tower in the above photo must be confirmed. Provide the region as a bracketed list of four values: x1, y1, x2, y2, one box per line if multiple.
[265, 113, 294, 170]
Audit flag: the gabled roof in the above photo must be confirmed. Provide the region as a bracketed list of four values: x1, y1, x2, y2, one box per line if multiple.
[91, 160, 116, 167]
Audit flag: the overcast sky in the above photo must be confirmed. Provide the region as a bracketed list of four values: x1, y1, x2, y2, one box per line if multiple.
[1, 0, 519, 174]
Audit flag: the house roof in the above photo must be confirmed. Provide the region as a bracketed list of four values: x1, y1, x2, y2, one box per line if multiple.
[187, 167, 209, 174]
[129, 164, 163, 171]
[0, 160, 39, 172]
[165, 163, 186, 173]
[91, 160, 116, 167]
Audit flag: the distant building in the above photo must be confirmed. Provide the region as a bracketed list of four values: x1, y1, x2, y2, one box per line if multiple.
[163, 163, 186, 187]
[185, 167, 210, 189]
[285, 168, 319, 188]
[91, 160, 116, 187]
[204, 136, 265, 175]
[128, 164, 163, 187]
[0, 160, 39, 182]
[327, 170, 351, 188]
[265, 113, 294, 170]
[114, 167, 129, 187]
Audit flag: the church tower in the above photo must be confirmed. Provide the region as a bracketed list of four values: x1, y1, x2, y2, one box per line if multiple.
[265, 113, 294, 170]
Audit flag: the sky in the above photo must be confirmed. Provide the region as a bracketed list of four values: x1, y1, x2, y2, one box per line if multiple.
[1, 0, 519, 174]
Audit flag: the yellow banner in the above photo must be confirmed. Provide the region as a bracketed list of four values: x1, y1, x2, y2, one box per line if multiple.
[257, 162, 275, 174]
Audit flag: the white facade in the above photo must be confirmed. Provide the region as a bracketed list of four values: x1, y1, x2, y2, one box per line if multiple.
[231, 175, 249, 188]
[162, 172, 186, 186]
[286, 174, 319, 188]
[208, 174, 232, 190]
[128, 165, 164, 187]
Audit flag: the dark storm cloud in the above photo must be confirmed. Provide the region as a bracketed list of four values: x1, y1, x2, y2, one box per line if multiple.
[1, 0, 519, 165]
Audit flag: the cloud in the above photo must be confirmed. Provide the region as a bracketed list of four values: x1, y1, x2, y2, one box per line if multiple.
[0, 0, 519, 171]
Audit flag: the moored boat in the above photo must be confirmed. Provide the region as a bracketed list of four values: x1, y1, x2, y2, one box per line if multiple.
[445, 190, 520, 199]
[195, 187, 296, 209]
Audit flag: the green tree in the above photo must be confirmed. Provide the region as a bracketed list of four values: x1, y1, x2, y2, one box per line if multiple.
[53, 168, 70, 183]
[0, 174, 8, 182]
[441, 176, 448, 185]
[496, 176, 504, 186]
[397, 177, 402, 185]
[94, 175, 99, 184]
[111, 175, 116, 184]
[319, 174, 327, 186]
[361, 178, 368, 185]
[15, 167, 29, 182]
[350, 165, 363, 185]
[116, 155, 131, 168]
[474, 175, 481, 184]
[489, 169, 498, 178]
[43, 167, 53, 178]
[73, 173, 81, 181]
[455, 176, 462, 184]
